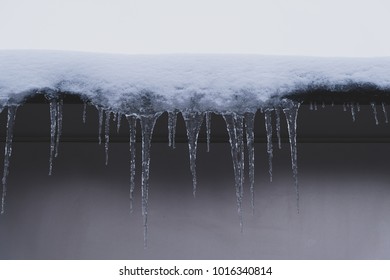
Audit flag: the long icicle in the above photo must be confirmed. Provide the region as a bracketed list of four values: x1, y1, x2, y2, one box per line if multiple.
[205, 112, 211, 152]
[1, 106, 18, 214]
[55, 98, 63, 158]
[167, 111, 178, 149]
[244, 112, 255, 213]
[182, 111, 204, 197]
[48, 99, 58, 175]
[127, 116, 137, 213]
[98, 107, 104, 144]
[264, 109, 273, 182]
[282, 100, 301, 213]
[104, 110, 111, 166]
[223, 113, 245, 232]
[140, 113, 162, 248]
[275, 107, 282, 149]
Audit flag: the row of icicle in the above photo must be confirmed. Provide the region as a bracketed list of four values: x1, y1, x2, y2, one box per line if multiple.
[309, 101, 389, 124]
[0, 97, 302, 247]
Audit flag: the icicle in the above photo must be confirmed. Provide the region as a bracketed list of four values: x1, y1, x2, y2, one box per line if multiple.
[1, 106, 18, 214]
[182, 111, 204, 197]
[167, 111, 178, 149]
[331, 101, 334, 107]
[371, 102, 379, 125]
[98, 107, 104, 144]
[55, 99, 63, 158]
[382, 102, 388, 123]
[116, 112, 122, 133]
[48, 99, 58, 176]
[309, 102, 313, 111]
[322, 101, 325, 108]
[127, 116, 137, 213]
[343, 103, 347, 111]
[282, 100, 301, 213]
[314, 102, 318, 111]
[205, 112, 211, 152]
[104, 111, 111, 165]
[223, 113, 245, 231]
[139, 113, 162, 248]
[264, 109, 273, 182]
[350, 103, 356, 122]
[275, 108, 282, 149]
[357, 103, 361, 112]
[82, 102, 87, 124]
[244, 112, 255, 213]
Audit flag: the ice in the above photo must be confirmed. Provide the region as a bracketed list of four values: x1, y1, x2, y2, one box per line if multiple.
[48, 98, 58, 175]
[127, 116, 137, 213]
[282, 100, 301, 213]
[275, 108, 282, 149]
[82, 102, 87, 124]
[371, 102, 379, 125]
[55, 99, 63, 158]
[167, 111, 178, 149]
[182, 111, 204, 197]
[117, 112, 122, 133]
[264, 109, 273, 182]
[139, 113, 162, 247]
[1, 106, 18, 214]
[350, 103, 356, 122]
[104, 110, 111, 165]
[223, 113, 245, 231]
[205, 112, 211, 152]
[244, 112, 255, 212]
[382, 102, 388, 123]
[98, 107, 104, 145]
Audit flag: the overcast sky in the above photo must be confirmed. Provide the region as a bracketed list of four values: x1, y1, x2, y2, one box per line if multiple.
[0, 0, 389, 57]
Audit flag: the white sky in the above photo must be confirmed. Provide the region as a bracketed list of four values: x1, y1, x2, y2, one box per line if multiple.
[0, 0, 389, 57]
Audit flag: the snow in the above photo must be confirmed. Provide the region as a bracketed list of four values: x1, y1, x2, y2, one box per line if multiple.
[1, 50, 390, 112]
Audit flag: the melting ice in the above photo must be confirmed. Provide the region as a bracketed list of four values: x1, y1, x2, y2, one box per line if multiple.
[1, 50, 390, 245]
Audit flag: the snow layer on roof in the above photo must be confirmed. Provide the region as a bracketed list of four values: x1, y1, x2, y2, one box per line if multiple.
[1, 50, 390, 113]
